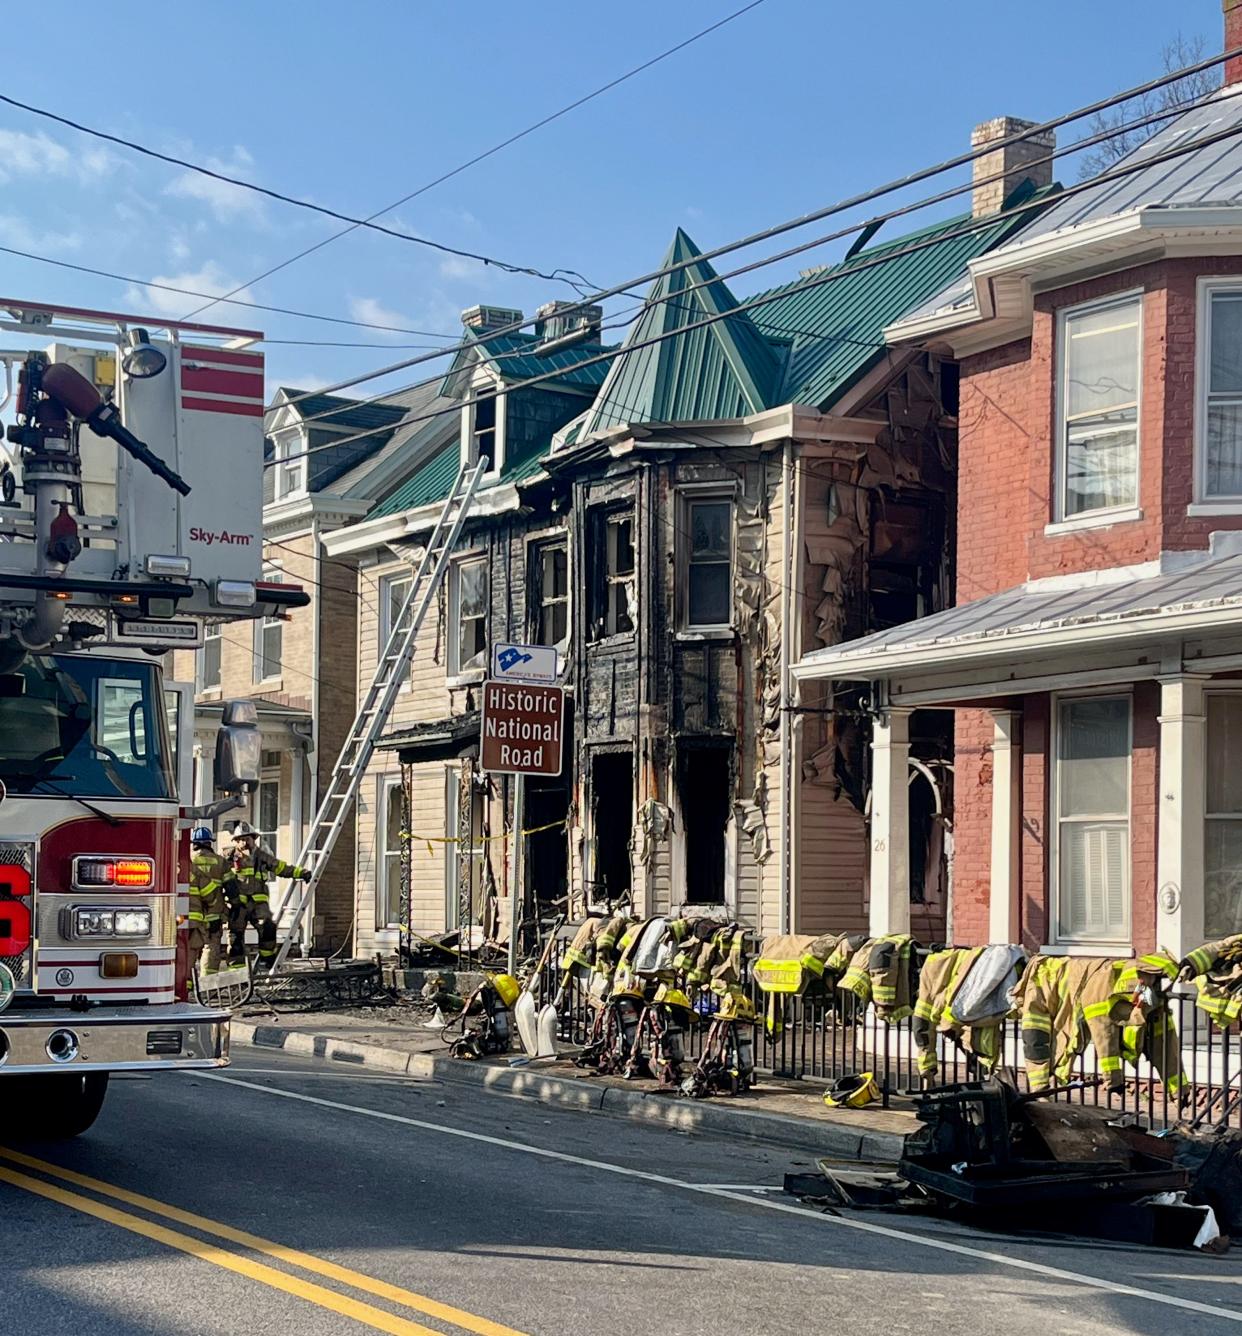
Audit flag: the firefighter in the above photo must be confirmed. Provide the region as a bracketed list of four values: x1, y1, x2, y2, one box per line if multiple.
[187, 826, 233, 985]
[227, 821, 310, 971]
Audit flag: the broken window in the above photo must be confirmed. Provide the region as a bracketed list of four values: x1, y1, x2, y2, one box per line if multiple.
[531, 538, 569, 649]
[462, 374, 502, 476]
[684, 498, 732, 630]
[678, 743, 730, 904]
[589, 510, 634, 640]
[449, 555, 487, 676]
[591, 751, 632, 899]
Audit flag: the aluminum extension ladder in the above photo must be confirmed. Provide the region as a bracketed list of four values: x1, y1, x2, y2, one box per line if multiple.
[269, 460, 487, 970]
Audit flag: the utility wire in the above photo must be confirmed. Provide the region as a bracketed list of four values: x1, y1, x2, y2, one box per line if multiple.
[266, 42, 1242, 417]
[268, 90, 1233, 463]
[0, 93, 593, 291]
[0, 245, 460, 339]
[179, 0, 771, 321]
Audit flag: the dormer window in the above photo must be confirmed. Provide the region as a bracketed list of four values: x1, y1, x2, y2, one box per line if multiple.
[271, 430, 307, 502]
[462, 373, 504, 478]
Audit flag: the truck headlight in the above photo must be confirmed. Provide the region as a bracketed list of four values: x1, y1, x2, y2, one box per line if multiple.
[113, 909, 153, 938]
[73, 907, 152, 938]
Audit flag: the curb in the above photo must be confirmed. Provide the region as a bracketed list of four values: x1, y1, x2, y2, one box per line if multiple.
[230, 1021, 906, 1162]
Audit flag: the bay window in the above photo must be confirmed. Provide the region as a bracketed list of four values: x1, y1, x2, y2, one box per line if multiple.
[1058, 295, 1141, 521]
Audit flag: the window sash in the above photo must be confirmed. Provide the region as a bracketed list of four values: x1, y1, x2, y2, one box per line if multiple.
[1058, 296, 1141, 520]
[685, 499, 733, 628]
[199, 628, 221, 690]
[377, 780, 404, 929]
[254, 778, 279, 849]
[1053, 695, 1131, 944]
[534, 542, 569, 647]
[253, 568, 283, 682]
[451, 557, 487, 675]
[603, 516, 634, 637]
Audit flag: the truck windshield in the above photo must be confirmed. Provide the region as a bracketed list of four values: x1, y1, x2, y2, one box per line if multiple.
[0, 654, 175, 799]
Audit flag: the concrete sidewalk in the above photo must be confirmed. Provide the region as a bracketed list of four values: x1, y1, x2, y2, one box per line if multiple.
[230, 1007, 912, 1161]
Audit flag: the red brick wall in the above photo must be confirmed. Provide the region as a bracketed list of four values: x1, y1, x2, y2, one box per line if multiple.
[951, 708, 995, 945]
[1019, 695, 1049, 950]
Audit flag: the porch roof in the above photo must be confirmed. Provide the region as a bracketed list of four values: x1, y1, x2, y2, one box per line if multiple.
[792, 545, 1242, 683]
[378, 712, 480, 764]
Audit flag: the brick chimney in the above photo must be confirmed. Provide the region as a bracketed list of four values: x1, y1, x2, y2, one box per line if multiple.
[1226, 0, 1242, 86]
[971, 117, 1056, 218]
[460, 304, 523, 333]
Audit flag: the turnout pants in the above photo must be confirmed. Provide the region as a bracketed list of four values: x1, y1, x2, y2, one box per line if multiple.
[187, 919, 224, 988]
[228, 898, 276, 966]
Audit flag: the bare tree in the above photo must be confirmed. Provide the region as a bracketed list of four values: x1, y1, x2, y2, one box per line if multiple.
[1079, 34, 1221, 179]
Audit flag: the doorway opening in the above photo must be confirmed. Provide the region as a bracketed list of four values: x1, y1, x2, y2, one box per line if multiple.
[677, 743, 731, 904]
[591, 750, 633, 903]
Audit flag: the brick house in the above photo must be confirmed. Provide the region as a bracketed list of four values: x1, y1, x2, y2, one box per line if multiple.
[794, 25, 1242, 961]
[169, 380, 455, 950]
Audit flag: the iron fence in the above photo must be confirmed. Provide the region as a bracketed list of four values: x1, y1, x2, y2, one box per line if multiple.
[539, 945, 1240, 1130]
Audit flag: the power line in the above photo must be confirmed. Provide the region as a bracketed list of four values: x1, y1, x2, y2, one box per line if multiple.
[0, 244, 460, 339]
[0, 94, 594, 291]
[268, 42, 1242, 419]
[268, 100, 1242, 470]
[179, 0, 771, 321]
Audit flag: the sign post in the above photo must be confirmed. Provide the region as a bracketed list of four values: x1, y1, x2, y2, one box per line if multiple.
[484, 646, 565, 973]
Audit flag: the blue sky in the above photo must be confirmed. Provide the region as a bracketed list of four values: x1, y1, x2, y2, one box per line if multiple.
[0, 0, 1224, 398]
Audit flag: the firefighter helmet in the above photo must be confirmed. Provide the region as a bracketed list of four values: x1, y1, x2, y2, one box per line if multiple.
[190, 826, 213, 846]
[823, 1072, 879, 1109]
[232, 821, 258, 838]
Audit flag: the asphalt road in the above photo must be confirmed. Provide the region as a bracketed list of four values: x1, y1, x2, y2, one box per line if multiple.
[0, 1046, 1239, 1336]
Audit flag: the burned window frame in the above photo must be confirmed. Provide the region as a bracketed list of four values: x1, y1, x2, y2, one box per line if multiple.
[529, 534, 570, 652]
[461, 369, 505, 479]
[678, 489, 735, 632]
[587, 508, 635, 641]
[448, 552, 488, 679]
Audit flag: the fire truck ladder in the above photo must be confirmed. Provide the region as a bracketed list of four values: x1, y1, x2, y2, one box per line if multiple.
[270, 460, 487, 970]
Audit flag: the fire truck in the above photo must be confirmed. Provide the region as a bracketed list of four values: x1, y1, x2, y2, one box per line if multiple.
[0, 297, 305, 1136]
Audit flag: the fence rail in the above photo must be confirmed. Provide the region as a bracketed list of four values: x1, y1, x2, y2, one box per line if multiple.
[541, 951, 1240, 1131]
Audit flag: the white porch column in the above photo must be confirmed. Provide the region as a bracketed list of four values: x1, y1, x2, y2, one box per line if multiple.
[1156, 675, 1209, 961]
[870, 707, 912, 936]
[989, 709, 1022, 944]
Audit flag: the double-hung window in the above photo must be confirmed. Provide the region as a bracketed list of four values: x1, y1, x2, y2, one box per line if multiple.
[271, 432, 306, 501]
[589, 511, 634, 639]
[1205, 694, 1242, 938]
[1058, 295, 1141, 521]
[532, 539, 569, 649]
[380, 570, 413, 684]
[253, 565, 283, 683]
[1053, 695, 1131, 944]
[462, 375, 503, 478]
[683, 497, 733, 630]
[449, 555, 487, 677]
[198, 623, 221, 691]
[1199, 283, 1242, 502]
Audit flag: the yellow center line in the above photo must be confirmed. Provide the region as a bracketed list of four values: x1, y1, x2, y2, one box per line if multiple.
[0, 1149, 527, 1336]
[0, 1164, 445, 1336]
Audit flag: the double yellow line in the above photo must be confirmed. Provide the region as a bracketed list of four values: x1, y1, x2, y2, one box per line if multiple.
[0, 1147, 526, 1336]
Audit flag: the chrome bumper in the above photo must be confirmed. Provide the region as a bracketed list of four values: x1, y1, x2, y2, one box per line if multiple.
[0, 1003, 229, 1074]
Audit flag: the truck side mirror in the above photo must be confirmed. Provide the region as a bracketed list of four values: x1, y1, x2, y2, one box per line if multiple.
[215, 698, 260, 794]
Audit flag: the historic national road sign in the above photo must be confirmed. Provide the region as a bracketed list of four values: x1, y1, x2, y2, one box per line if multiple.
[480, 679, 565, 776]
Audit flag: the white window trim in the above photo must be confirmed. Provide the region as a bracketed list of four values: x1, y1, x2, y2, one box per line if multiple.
[379, 567, 415, 694]
[1193, 276, 1242, 511]
[527, 534, 571, 655]
[253, 768, 281, 856]
[376, 773, 403, 935]
[1049, 689, 1133, 949]
[1053, 290, 1144, 528]
[677, 487, 736, 635]
[446, 551, 487, 686]
[253, 563, 284, 686]
[460, 369, 505, 481]
[272, 428, 308, 503]
[197, 623, 222, 694]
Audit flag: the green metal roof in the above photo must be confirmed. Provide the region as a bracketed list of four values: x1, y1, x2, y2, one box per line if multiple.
[582, 229, 783, 436]
[472, 330, 613, 389]
[369, 437, 460, 517]
[749, 187, 1055, 409]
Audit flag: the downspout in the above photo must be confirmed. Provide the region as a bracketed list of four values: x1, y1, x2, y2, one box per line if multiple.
[779, 441, 793, 936]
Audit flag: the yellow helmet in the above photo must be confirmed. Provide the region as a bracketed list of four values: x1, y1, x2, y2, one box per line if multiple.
[717, 990, 756, 1023]
[489, 973, 521, 1007]
[823, 1072, 878, 1109]
[654, 983, 692, 1012]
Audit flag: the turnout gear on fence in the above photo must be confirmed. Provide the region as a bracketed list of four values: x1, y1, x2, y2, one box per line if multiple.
[840, 934, 916, 1023]
[912, 944, 1026, 1079]
[1181, 935, 1242, 1029]
[1012, 952, 1185, 1097]
[227, 831, 307, 969]
[752, 931, 864, 1034]
[682, 987, 756, 1098]
[187, 830, 234, 985]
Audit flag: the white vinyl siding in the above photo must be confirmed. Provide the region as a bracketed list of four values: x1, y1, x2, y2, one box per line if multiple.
[1053, 695, 1131, 944]
[1057, 295, 1141, 522]
[1205, 693, 1242, 938]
